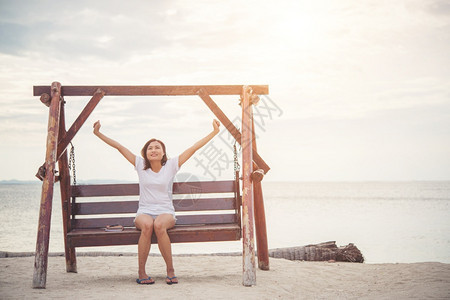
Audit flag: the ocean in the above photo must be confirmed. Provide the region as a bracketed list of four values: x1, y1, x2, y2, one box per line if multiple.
[0, 181, 449, 264]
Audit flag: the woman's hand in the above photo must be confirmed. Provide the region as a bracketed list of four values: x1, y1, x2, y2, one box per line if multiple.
[93, 120, 101, 135]
[212, 119, 220, 134]
[91, 120, 136, 165]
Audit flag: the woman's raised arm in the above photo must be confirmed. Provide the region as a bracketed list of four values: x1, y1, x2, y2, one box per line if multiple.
[178, 119, 220, 168]
[93, 120, 136, 166]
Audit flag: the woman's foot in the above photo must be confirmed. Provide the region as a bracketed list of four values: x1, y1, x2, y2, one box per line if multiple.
[137, 271, 155, 285]
[166, 269, 178, 284]
[166, 276, 178, 285]
[136, 276, 155, 285]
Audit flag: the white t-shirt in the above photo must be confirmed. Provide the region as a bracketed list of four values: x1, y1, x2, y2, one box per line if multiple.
[135, 156, 180, 216]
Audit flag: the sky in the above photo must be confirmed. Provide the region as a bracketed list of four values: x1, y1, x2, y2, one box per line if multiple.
[0, 0, 449, 182]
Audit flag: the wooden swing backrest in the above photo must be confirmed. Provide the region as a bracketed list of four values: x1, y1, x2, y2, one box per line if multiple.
[66, 179, 242, 247]
[70, 180, 241, 229]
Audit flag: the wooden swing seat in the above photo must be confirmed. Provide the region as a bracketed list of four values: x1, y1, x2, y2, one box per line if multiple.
[66, 180, 241, 248]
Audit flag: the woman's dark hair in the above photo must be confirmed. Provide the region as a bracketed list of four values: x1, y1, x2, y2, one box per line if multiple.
[141, 138, 167, 170]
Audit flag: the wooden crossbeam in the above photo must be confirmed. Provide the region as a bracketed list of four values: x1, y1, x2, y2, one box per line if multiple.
[56, 89, 105, 159]
[197, 89, 270, 174]
[33, 85, 269, 96]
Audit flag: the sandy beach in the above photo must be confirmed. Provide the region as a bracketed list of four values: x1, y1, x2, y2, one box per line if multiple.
[1, 254, 449, 299]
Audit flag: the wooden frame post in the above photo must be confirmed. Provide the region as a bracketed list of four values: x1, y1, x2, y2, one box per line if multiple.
[33, 82, 62, 288]
[252, 116, 270, 270]
[241, 86, 256, 286]
[57, 100, 77, 273]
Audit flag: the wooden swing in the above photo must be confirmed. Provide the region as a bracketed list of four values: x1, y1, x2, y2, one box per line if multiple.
[32, 83, 270, 288]
[66, 146, 242, 246]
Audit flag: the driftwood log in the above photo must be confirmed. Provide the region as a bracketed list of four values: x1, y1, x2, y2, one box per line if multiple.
[1, 241, 364, 262]
[268, 241, 364, 263]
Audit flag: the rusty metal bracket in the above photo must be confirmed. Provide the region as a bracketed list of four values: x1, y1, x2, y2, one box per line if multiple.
[40, 93, 51, 107]
[251, 169, 265, 183]
[35, 164, 60, 182]
[35, 164, 46, 181]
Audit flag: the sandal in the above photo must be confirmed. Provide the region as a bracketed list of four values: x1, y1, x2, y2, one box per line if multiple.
[166, 276, 178, 285]
[136, 277, 155, 285]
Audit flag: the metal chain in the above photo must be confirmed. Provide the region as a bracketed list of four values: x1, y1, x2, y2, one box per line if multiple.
[69, 142, 77, 185]
[233, 141, 240, 180]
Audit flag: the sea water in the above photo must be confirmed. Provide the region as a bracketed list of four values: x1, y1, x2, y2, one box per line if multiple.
[0, 181, 449, 263]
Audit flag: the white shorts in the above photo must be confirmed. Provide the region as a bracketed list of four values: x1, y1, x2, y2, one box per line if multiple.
[134, 212, 177, 224]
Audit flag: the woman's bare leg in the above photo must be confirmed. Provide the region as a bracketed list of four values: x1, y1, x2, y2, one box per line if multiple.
[154, 214, 177, 283]
[135, 214, 155, 283]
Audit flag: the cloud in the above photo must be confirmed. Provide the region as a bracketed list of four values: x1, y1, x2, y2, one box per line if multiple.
[0, 1, 173, 60]
[1, 0, 450, 180]
[426, 0, 450, 16]
[0, 21, 30, 55]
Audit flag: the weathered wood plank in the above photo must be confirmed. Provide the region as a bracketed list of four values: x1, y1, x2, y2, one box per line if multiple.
[72, 217, 135, 229]
[67, 224, 241, 247]
[72, 214, 237, 229]
[173, 181, 236, 194]
[33, 85, 269, 96]
[33, 82, 62, 289]
[57, 102, 77, 273]
[252, 117, 269, 271]
[73, 201, 138, 215]
[173, 197, 237, 211]
[241, 85, 256, 286]
[71, 184, 139, 197]
[74, 197, 237, 215]
[70, 181, 236, 197]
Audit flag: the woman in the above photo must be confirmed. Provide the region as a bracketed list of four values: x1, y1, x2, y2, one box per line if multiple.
[93, 119, 221, 285]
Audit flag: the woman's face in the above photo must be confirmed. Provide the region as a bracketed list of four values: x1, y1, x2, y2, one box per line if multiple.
[146, 141, 165, 162]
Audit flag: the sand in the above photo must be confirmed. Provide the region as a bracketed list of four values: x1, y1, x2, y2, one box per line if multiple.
[1, 255, 449, 299]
